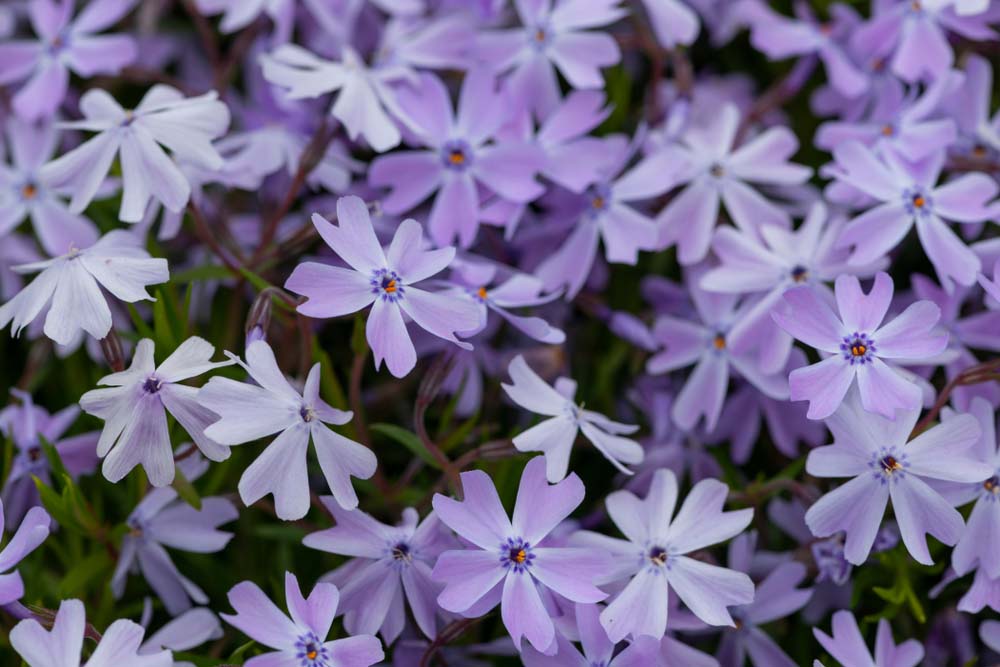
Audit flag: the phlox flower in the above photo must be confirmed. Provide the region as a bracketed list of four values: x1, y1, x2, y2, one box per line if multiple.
[983, 620, 1000, 654]
[221, 572, 384, 667]
[0, 0, 137, 121]
[944, 54, 1000, 160]
[369, 70, 545, 248]
[113, 465, 237, 616]
[502, 355, 642, 482]
[138, 608, 223, 667]
[199, 340, 377, 520]
[79, 337, 233, 487]
[572, 469, 754, 641]
[478, 0, 626, 117]
[0, 389, 98, 528]
[657, 103, 812, 265]
[773, 271, 947, 420]
[0, 498, 50, 605]
[830, 142, 998, 288]
[804, 388, 992, 565]
[813, 610, 923, 667]
[304, 502, 453, 644]
[284, 195, 481, 378]
[0, 230, 169, 346]
[520, 603, 660, 666]
[260, 44, 413, 152]
[0, 118, 98, 256]
[432, 456, 611, 653]
[41, 85, 230, 223]
[11, 599, 172, 667]
[640, 0, 700, 48]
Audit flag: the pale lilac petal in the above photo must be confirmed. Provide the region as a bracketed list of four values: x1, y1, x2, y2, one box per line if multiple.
[666, 479, 752, 554]
[369, 151, 442, 214]
[286, 263, 375, 318]
[772, 286, 843, 352]
[386, 219, 454, 283]
[367, 298, 416, 378]
[501, 572, 554, 652]
[835, 272, 892, 333]
[10, 599, 84, 667]
[872, 301, 946, 359]
[890, 475, 965, 565]
[428, 173, 479, 248]
[805, 473, 889, 565]
[915, 214, 980, 288]
[666, 556, 753, 627]
[433, 470, 512, 549]
[312, 197, 387, 275]
[600, 567, 669, 642]
[237, 424, 310, 520]
[222, 580, 300, 650]
[838, 203, 913, 267]
[323, 636, 383, 667]
[530, 548, 608, 602]
[671, 353, 728, 432]
[311, 423, 377, 510]
[658, 177, 720, 265]
[511, 456, 583, 543]
[855, 359, 922, 419]
[433, 550, 506, 612]
[398, 287, 480, 347]
[933, 174, 998, 222]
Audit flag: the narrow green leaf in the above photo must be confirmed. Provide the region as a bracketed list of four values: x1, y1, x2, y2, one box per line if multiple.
[370, 423, 440, 469]
[172, 465, 202, 510]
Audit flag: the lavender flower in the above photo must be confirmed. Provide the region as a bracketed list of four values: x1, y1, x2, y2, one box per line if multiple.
[814, 611, 923, 667]
[0, 0, 137, 120]
[221, 572, 384, 667]
[658, 103, 812, 265]
[304, 502, 452, 644]
[0, 498, 50, 605]
[640, 0, 700, 48]
[0, 118, 98, 256]
[830, 142, 998, 288]
[284, 195, 481, 378]
[502, 355, 642, 482]
[113, 472, 237, 616]
[369, 70, 544, 247]
[139, 607, 223, 667]
[41, 85, 230, 223]
[804, 388, 992, 565]
[0, 389, 98, 528]
[432, 456, 610, 653]
[773, 271, 947, 420]
[982, 620, 1000, 654]
[79, 337, 233, 486]
[478, 0, 625, 117]
[0, 230, 169, 346]
[573, 469, 754, 640]
[520, 603, 660, 666]
[944, 54, 1000, 160]
[11, 599, 172, 667]
[200, 339, 377, 519]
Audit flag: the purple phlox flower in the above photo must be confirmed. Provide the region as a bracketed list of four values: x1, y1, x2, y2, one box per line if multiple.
[431, 456, 611, 653]
[0, 0, 137, 121]
[194, 0, 294, 36]
[714, 531, 813, 667]
[112, 461, 238, 616]
[535, 140, 685, 298]
[222, 572, 384, 667]
[850, 0, 996, 84]
[369, 70, 545, 248]
[448, 259, 565, 344]
[260, 43, 417, 152]
[373, 14, 473, 74]
[956, 564, 1000, 613]
[303, 502, 453, 644]
[708, 349, 825, 463]
[928, 398, 1000, 579]
[772, 271, 947, 419]
[139, 606, 224, 667]
[944, 53, 1000, 160]
[749, 2, 869, 98]
[477, 0, 626, 117]
[11, 598, 172, 667]
[647, 266, 790, 432]
[911, 274, 1000, 410]
[284, 196, 481, 378]
[0, 229, 169, 346]
[572, 469, 753, 640]
[42, 85, 229, 223]
[983, 620, 1000, 654]
[816, 71, 960, 162]
[79, 336, 234, 487]
[502, 354, 643, 482]
[638, 0, 700, 48]
[497, 90, 612, 194]
[0, 117, 98, 255]
[521, 602, 661, 666]
[804, 386, 992, 565]
[657, 103, 812, 265]
[0, 497, 49, 605]
[0, 388, 98, 528]
[814, 610, 923, 667]
[0, 232, 41, 301]
[199, 339, 376, 520]
[700, 201, 883, 373]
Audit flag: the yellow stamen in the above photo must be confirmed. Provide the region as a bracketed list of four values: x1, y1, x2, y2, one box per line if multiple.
[851, 344, 866, 357]
[307, 650, 318, 660]
[514, 549, 526, 564]
[477, 286, 488, 300]
[881, 124, 894, 137]
[713, 334, 726, 350]
[881, 456, 902, 473]
[912, 195, 925, 208]
[21, 184, 36, 199]
[385, 279, 397, 293]
[448, 150, 465, 165]
[592, 196, 605, 210]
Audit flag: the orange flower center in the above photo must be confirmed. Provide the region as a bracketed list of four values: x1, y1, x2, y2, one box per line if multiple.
[713, 334, 726, 350]
[477, 286, 488, 300]
[21, 184, 37, 199]
[851, 344, 867, 357]
[384, 279, 397, 293]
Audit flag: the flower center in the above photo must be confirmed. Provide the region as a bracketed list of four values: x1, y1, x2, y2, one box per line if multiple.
[531, 24, 551, 49]
[984, 476, 1000, 494]
[27, 447, 42, 462]
[441, 140, 473, 171]
[840, 332, 875, 364]
[142, 376, 163, 394]
[881, 124, 894, 137]
[392, 542, 412, 561]
[870, 447, 908, 484]
[296, 633, 328, 666]
[903, 187, 932, 217]
[476, 286, 488, 301]
[300, 405, 315, 422]
[648, 545, 669, 566]
[371, 269, 404, 302]
[712, 333, 726, 350]
[500, 537, 534, 573]
[972, 145, 988, 158]
[21, 183, 37, 200]
[591, 195, 606, 210]
[790, 265, 809, 283]
[709, 163, 725, 178]
[880, 455, 902, 474]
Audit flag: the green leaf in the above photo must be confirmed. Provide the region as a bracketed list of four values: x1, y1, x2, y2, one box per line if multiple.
[38, 435, 71, 487]
[370, 423, 440, 469]
[228, 640, 258, 662]
[172, 264, 235, 284]
[172, 465, 202, 510]
[59, 550, 111, 598]
[238, 267, 272, 292]
[350, 313, 367, 356]
[32, 476, 79, 532]
[126, 304, 155, 340]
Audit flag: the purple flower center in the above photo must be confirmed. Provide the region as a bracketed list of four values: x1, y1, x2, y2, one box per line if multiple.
[391, 541, 412, 561]
[790, 265, 809, 283]
[983, 475, 1000, 499]
[530, 24, 552, 49]
[371, 268, 404, 303]
[811, 538, 851, 585]
[840, 332, 876, 365]
[500, 537, 534, 573]
[441, 140, 473, 171]
[648, 545, 670, 567]
[296, 632, 329, 666]
[300, 405, 316, 422]
[903, 187, 933, 218]
[142, 375, 163, 394]
[869, 447, 909, 484]
[709, 162, 726, 179]
[20, 181, 38, 201]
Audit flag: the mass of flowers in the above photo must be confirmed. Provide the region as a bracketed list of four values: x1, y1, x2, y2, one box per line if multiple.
[2, 0, 1000, 665]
